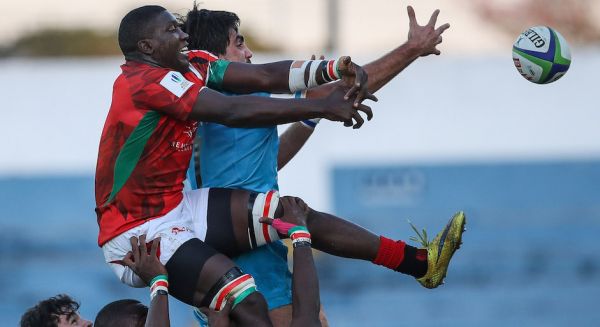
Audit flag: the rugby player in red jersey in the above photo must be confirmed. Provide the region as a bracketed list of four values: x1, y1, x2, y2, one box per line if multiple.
[96, 5, 375, 326]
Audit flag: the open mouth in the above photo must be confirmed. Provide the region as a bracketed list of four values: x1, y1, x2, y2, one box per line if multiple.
[180, 44, 189, 54]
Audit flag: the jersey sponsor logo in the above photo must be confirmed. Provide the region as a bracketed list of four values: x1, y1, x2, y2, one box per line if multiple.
[159, 71, 194, 97]
[170, 141, 193, 152]
[171, 226, 191, 235]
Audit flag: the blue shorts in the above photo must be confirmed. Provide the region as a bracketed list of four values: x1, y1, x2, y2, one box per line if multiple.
[234, 240, 292, 310]
[193, 240, 292, 325]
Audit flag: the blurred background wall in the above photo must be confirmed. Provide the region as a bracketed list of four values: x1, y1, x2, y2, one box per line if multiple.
[1, 0, 600, 326]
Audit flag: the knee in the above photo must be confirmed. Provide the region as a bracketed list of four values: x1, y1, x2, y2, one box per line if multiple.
[231, 292, 272, 326]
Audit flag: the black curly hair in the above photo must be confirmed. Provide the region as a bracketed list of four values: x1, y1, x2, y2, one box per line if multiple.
[20, 294, 80, 327]
[181, 2, 240, 56]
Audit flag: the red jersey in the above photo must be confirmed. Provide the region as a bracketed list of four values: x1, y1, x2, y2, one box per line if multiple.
[95, 50, 220, 246]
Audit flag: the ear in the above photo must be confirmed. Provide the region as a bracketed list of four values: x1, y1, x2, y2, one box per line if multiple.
[137, 39, 154, 55]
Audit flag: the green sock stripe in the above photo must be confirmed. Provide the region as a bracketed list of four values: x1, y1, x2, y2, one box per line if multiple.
[232, 286, 257, 308]
[149, 274, 168, 286]
[288, 225, 308, 237]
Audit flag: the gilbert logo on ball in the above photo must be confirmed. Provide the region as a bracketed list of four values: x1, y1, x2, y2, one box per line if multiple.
[512, 26, 571, 84]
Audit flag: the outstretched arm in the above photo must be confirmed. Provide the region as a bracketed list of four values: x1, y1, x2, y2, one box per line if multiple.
[278, 122, 315, 170]
[190, 84, 373, 128]
[219, 56, 376, 107]
[123, 235, 170, 327]
[364, 6, 450, 93]
[277, 7, 449, 169]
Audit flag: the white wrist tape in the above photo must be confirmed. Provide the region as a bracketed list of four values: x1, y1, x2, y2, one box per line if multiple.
[289, 59, 341, 92]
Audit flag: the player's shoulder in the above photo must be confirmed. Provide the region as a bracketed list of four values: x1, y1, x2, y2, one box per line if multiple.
[187, 50, 219, 63]
[123, 60, 173, 83]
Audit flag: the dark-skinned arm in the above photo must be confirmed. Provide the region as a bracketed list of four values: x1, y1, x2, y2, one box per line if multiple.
[290, 235, 321, 327]
[296, 6, 451, 99]
[220, 56, 376, 107]
[260, 197, 321, 327]
[122, 235, 170, 327]
[277, 122, 315, 170]
[189, 85, 372, 129]
[276, 7, 449, 169]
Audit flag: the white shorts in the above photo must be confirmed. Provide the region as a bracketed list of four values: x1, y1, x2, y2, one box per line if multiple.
[102, 188, 210, 287]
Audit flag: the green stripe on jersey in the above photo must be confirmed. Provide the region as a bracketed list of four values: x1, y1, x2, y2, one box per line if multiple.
[104, 111, 162, 205]
[207, 59, 230, 90]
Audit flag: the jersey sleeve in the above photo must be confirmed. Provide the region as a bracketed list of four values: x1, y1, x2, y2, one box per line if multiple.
[207, 59, 230, 91]
[130, 68, 204, 121]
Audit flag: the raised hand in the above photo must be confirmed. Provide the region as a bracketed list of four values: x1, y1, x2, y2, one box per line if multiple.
[321, 82, 373, 129]
[337, 56, 379, 107]
[260, 197, 310, 235]
[406, 6, 451, 56]
[122, 234, 167, 285]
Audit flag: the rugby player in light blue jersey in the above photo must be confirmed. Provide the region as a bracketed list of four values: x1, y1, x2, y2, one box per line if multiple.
[183, 5, 461, 326]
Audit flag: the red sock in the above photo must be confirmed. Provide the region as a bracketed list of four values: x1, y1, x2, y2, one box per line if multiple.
[373, 236, 428, 278]
[372, 236, 406, 270]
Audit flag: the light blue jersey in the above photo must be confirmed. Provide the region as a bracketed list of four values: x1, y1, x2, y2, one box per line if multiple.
[187, 91, 304, 191]
[187, 91, 304, 318]
[188, 93, 280, 192]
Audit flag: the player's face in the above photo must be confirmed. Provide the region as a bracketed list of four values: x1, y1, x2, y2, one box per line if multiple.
[222, 28, 253, 64]
[56, 312, 92, 327]
[149, 11, 190, 72]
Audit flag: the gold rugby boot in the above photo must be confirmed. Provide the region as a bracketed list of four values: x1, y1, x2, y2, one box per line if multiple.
[409, 211, 466, 289]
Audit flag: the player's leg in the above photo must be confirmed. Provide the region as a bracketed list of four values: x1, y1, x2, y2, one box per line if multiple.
[303, 207, 466, 289]
[226, 189, 466, 289]
[165, 238, 273, 326]
[198, 188, 465, 289]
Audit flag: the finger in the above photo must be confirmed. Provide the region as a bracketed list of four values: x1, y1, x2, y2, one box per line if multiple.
[129, 236, 140, 263]
[352, 110, 364, 129]
[337, 56, 351, 73]
[356, 103, 373, 121]
[407, 6, 417, 27]
[344, 84, 360, 100]
[354, 91, 366, 107]
[437, 35, 443, 44]
[222, 296, 236, 313]
[365, 92, 378, 103]
[436, 23, 450, 34]
[310, 54, 316, 60]
[344, 120, 353, 127]
[428, 9, 440, 26]
[259, 217, 274, 225]
[434, 49, 441, 55]
[296, 198, 309, 213]
[279, 196, 291, 213]
[139, 234, 147, 254]
[122, 252, 135, 267]
[150, 237, 160, 257]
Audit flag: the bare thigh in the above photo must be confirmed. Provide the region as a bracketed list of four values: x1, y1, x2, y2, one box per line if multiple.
[268, 304, 329, 327]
